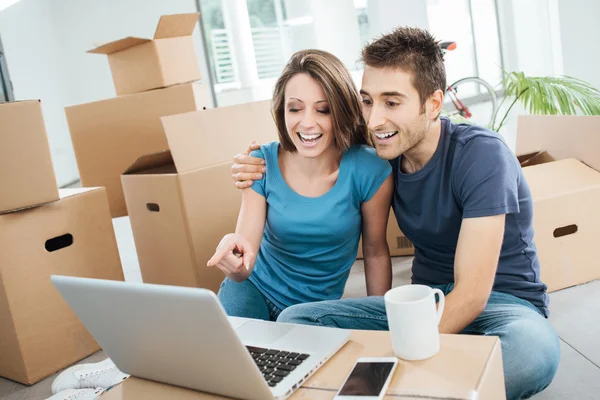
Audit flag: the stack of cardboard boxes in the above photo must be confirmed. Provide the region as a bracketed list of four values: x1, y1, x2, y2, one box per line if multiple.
[0, 101, 123, 385]
[65, 13, 212, 218]
[516, 115, 600, 292]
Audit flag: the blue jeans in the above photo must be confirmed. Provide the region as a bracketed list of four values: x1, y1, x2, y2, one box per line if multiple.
[277, 284, 560, 400]
[218, 278, 283, 321]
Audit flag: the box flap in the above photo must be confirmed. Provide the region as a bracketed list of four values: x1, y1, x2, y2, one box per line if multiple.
[123, 150, 174, 175]
[523, 158, 600, 200]
[87, 37, 150, 54]
[58, 187, 102, 200]
[0, 99, 59, 215]
[161, 100, 276, 173]
[0, 99, 40, 107]
[518, 151, 555, 167]
[154, 13, 200, 39]
[516, 116, 600, 172]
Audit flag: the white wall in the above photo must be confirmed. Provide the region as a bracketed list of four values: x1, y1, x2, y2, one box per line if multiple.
[553, 0, 600, 91]
[0, 0, 76, 185]
[368, 0, 429, 39]
[0, 0, 211, 186]
[282, 0, 361, 69]
[310, 0, 361, 70]
[494, 0, 559, 150]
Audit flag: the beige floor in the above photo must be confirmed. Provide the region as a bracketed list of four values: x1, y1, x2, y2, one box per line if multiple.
[1, 217, 598, 399]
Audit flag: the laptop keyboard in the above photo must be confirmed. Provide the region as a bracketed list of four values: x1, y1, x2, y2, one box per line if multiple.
[246, 346, 310, 387]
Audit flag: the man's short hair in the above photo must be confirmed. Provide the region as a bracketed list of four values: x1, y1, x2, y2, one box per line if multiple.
[361, 27, 447, 106]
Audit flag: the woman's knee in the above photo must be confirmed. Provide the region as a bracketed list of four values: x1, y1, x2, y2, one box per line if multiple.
[217, 279, 270, 320]
[277, 303, 322, 325]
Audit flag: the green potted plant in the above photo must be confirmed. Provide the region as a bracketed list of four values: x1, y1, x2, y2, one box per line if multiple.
[491, 72, 600, 132]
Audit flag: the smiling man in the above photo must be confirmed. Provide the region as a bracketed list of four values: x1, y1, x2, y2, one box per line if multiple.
[231, 27, 560, 399]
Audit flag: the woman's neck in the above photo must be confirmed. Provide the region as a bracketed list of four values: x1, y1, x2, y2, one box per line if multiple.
[280, 145, 342, 178]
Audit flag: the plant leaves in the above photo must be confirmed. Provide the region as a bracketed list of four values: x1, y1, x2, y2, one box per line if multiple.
[502, 72, 600, 116]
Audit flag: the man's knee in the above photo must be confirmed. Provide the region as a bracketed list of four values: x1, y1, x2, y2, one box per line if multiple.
[502, 318, 560, 398]
[278, 298, 388, 330]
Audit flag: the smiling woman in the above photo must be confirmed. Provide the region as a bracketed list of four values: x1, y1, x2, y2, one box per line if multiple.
[207, 49, 394, 323]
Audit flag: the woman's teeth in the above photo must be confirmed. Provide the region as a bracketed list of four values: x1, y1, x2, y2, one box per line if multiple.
[375, 131, 398, 139]
[298, 132, 323, 142]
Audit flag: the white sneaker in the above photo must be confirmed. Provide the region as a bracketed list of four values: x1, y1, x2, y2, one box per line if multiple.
[51, 358, 129, 394]
[46, 388, 105, 400]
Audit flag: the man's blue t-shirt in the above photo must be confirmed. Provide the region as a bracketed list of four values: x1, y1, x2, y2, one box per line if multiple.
[248, 142, 391, 310]
[391, 117, 549, 316]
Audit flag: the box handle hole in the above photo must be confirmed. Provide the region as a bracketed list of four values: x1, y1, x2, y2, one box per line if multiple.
[553, 224, 578, 238]
[147, 203, 160, 212]
[45, 233, 73, 252]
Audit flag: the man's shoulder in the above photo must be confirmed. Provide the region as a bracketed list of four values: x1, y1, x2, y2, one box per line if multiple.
[444, 118, 509, 155]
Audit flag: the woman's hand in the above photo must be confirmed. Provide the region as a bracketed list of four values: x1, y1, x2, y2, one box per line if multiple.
[207, 233, 257, 282]
[231, 141, 266, 189]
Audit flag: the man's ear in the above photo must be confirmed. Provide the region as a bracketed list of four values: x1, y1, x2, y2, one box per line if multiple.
[427, 89, 444, 120]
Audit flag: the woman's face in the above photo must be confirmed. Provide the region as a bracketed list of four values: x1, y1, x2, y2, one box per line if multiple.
[284, 73, 335, 158]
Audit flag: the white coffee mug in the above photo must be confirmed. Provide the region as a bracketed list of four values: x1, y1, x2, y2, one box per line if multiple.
[384, 284, 445, 361]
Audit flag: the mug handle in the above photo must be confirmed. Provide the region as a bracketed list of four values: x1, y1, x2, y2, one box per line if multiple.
[432, 288, 445, 325]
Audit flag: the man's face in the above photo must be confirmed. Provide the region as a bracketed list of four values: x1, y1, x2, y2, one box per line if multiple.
[360, 66, 430, 160]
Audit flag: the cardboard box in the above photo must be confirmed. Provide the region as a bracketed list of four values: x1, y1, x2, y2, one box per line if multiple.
[517, 150, 555, 167]
[100, 331, 505, 400]
[517, 116, 600, 292]
[357, 209, 414, 259]
[0, 100, 59, 214]
[0, 187, 124, 385]
[516, 115, 600, 171]
[65, 82, 212, 218]
[121, 100, 277, 292]
[88, 13, 202, 96]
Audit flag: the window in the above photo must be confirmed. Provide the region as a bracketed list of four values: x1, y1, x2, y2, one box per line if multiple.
[246, 0, 287, 80]
[200, 0, 288, 85]
[355, 0, 369, 47]
[0, 35, 13, 102]
[198, 0, 367, 94]
[199, 0, 229, 84]
[426, 0, 503, 89]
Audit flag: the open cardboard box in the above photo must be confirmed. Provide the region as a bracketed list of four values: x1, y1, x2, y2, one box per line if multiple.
[88, 13, 202, 96]
[122, 100, 277, 292]
[0, 188, 124, 385]
[65, 82, 212, 218]
[516, 115, 600, 292]
[0, 100, 59, 214]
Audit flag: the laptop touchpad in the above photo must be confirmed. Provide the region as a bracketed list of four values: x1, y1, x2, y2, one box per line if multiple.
[236, 320, 293, 345]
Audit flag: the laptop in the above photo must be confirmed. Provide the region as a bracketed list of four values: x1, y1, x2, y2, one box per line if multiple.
[51, 275, 350, 400]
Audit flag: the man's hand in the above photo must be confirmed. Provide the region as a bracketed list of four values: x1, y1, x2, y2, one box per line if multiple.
[231, 141, 266, 189]
[207, 233, 256, 282]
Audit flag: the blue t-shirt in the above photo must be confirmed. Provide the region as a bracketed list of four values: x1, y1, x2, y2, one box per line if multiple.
[248, 142, 391, 309]
[391, 117, 549, 316]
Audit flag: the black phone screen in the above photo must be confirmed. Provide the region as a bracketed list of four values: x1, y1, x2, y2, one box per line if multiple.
[338, 362, 395, 396]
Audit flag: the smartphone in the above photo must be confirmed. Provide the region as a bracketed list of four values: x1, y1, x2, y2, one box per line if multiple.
[334, 357, 398, 400]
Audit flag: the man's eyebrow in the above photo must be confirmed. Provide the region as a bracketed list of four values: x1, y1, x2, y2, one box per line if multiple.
[359, 90, 408, 99]
[381, 91, 408, 98]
